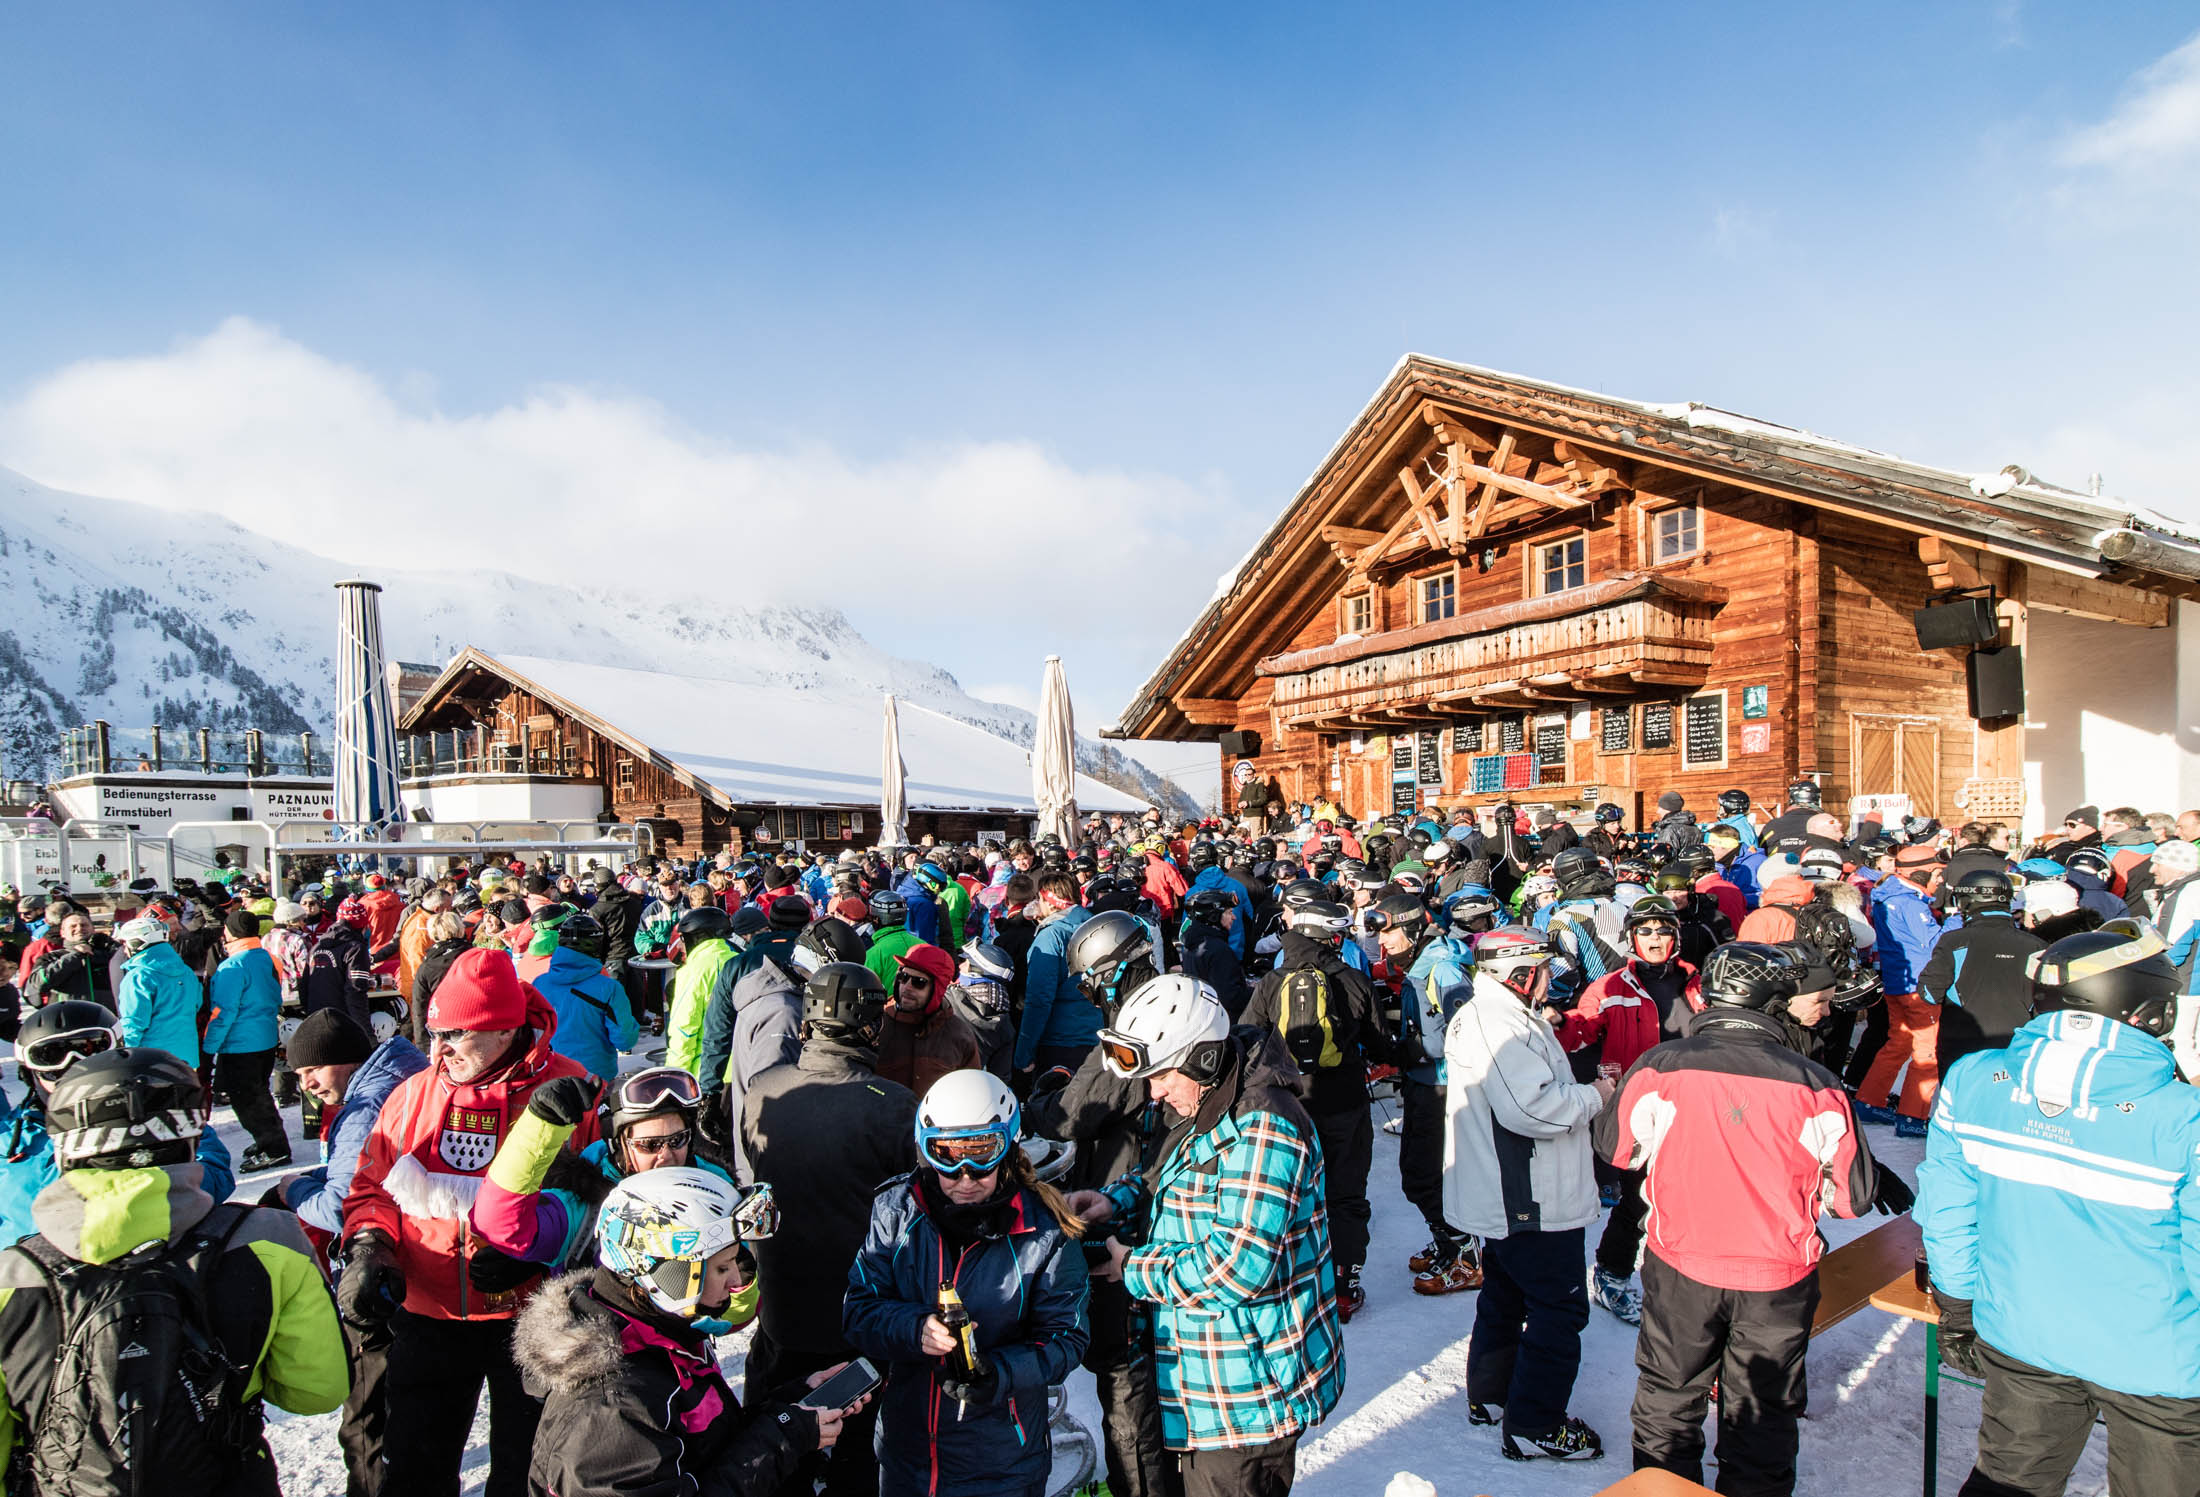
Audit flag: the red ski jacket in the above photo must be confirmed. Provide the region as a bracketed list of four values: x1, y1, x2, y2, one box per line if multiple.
[1593, 1006, 1874, 1291]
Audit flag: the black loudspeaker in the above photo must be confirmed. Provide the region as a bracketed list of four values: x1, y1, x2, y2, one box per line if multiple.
[1915, 596, 2000, 650]
[1219, 730, 1261, 758]
[1968, 646, 2024, 720]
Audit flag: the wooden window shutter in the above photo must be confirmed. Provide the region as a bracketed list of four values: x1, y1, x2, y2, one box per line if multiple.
[1855, 720, 1897, 797]
[1898, 724, 1940, 819]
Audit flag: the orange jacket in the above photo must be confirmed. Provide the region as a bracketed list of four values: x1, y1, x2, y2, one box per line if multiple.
[342, 989, 597, 1320]
[1735, 875, 1817, 945]
[361, 887, 405, 951]
[396, 908, 436, 999]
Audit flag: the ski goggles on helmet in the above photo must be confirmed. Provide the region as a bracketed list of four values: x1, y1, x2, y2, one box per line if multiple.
[732, 1181, 780, 1242]
[17, 1023, 119, 1077]
[615, 1066, 703, 1116]
[918, 1122, 1015, 1177]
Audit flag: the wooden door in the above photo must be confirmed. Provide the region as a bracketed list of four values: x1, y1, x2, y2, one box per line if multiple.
[1851, 715, 1939, 819]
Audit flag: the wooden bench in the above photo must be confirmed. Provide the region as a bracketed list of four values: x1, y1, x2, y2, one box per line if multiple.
[1811, 1213, 1922, 1338]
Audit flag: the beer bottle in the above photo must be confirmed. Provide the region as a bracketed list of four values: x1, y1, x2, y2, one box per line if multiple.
[937, 1281, 988, 1382]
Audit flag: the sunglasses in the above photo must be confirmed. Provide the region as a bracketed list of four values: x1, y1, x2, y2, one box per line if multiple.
[426, 1026, 491, 1045]
[626, 1129, 693, 1156]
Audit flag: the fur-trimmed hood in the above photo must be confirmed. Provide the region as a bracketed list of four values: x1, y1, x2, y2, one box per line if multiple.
[511, 1270, 626, 1395]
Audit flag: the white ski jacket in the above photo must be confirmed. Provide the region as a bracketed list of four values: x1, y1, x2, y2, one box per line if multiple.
[1441, 974, 1603, 1240]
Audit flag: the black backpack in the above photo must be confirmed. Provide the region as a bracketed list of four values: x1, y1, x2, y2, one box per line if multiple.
[3, 1202, 259, 1497]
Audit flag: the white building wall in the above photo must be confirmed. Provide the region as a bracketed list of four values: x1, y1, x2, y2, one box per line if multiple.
[402, 776, 607, 829]
[2023, 603, 2200, 838]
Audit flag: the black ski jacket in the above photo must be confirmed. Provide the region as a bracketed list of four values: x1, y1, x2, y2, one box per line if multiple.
[1919, 914, 2046, 1075]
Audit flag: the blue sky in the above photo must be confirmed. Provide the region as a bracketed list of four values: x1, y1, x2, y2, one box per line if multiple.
[5, 2, 2199, 767]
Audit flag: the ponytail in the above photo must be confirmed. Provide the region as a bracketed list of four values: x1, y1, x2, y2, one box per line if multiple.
[1007, 1146, 1087, 1239]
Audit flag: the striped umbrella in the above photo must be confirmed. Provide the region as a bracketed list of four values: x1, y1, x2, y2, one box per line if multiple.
[333, 579, 404, 841]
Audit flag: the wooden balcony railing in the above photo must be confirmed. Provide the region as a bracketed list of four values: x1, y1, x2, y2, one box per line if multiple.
[1259, 572, 1726, 728]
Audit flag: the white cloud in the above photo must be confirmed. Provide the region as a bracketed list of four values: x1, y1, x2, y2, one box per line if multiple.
[2059, 30, 2200, 176]
[0, 318, 1244, 643]
[1709, 206, 1771, 258]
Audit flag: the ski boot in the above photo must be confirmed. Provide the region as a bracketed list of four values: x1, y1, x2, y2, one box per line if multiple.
[1336, 1265, 1366, 1322]
[1413, 1236, 1482, 1295]
[240, 1145, 294, 1173]
[1590, 1266, 1642, 1325]
[1468, 1402, 1502, 1427]
[1502, 1416, 1605, 1462]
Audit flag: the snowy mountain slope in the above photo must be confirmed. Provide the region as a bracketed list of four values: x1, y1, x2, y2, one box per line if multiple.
[0, 467, 1198, 816]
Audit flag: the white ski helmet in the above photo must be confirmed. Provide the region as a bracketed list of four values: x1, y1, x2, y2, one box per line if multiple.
[914, 1069, 1020, 1176]
[1097, 975, 1230, 1083]
[596, 1167, 776, 1321]
[113, 916, 169, 952]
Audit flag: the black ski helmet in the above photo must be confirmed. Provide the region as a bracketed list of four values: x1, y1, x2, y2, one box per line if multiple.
[866, 889, 908, 930]
[1718, 789, 1751, 816]
[1594, 802, 1626, 825]
[1947, 869, 2015, 918]
[14, 999, 122, 1098]
[1183, 888, 1237, 925]
[1186, 841, 1220, 873]
[2028, 922, 2179, 1036]
[801, 962, 889, 1043]
[1371, 892, 1428, 939]
[46, 1047, 204, 1171]
[1550, 847, 1613, 899]
[791, 915, 870, 972]
[555, 911, 607, 961]
[1787, 779, 1822, 810]
[1278, 878, 1329, 911]
[675, 905, 733, 946]
[1699, 942, 1802, 1011]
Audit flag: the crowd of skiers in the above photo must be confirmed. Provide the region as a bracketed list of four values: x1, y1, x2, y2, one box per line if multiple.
[0, 779, 2195, 1497]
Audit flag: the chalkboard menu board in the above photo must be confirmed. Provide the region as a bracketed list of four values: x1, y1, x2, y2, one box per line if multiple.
[1417, 730, 1443, 786]
[1600, 706, 1633, 754]
[1499, 716, 1526, 754]
[1683, 693, 1727, 768]
[1641, 701, 1675, 753]
[1534, 720, 1567, 769]
[1392, 777, 1418, 815]
[1453, 720, 1482, 754]
[1392, 738, 1413, 772]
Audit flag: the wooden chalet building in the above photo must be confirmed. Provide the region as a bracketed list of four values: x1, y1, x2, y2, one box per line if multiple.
[1109, 356, 2200, 835]
[398, 649, 1145, 857]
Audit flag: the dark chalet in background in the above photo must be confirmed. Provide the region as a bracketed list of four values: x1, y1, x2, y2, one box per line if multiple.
[1107, 356, 2197, 831]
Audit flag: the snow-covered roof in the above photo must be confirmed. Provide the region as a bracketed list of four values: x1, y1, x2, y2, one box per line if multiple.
[476, 654, 1148, 815]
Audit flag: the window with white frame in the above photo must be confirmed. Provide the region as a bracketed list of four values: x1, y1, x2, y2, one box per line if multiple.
[1534, 534, 1586, 595]
[1654, 504, 1700, 562]
[1340, 590, 1373, 636]
[1419, 570, 1457, 623]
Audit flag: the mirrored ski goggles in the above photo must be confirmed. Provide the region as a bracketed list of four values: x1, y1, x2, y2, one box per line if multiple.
[616, 1067, 702, 1114]
[920, 1126, 1014, 1177]
[18, 1024, 119, 1077]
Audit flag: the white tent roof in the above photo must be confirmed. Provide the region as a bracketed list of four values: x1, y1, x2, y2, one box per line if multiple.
[494, 654, 1148, 815]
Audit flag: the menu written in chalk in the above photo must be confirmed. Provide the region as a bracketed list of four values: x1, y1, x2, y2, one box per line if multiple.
[1392, 776, 1418, 815]
[1600, 706, 1633, 754]
[1417, 730, 1443, 786]
[1499, 716, 1526, 754]
[1453, 720, 1482, 754]
[1392, 738, 1414, 772]
[1683, 693, 1726, 768]
[1641, 701, 1675, 753]
[1534, 720, 1567, 768]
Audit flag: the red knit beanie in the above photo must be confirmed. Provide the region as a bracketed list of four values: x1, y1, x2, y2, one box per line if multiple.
[428, 947, 532, 1031]
[897, 943, 957, 988]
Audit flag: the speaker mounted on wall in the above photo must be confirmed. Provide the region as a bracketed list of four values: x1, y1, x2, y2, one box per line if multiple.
[1967, 645, 2025, 721]
[1914, 592, 2001, 651]
[1219, 729, 1262, 758]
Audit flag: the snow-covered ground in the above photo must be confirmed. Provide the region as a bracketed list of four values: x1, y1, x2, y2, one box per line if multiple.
[182, 1077, 2112, 1496]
